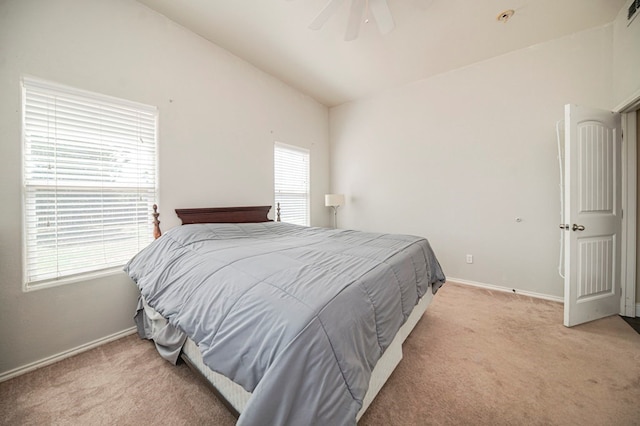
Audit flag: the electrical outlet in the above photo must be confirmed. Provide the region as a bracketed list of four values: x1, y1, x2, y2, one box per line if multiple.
[466, 254, 473, 264]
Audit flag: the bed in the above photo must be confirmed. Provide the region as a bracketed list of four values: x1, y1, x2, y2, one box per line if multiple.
[125, 205, 445, 425]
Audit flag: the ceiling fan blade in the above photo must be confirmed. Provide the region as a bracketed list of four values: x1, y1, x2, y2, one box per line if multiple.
[309, 0, 345, 30]
[345, 0, 366, 41]
[369, 0, 395, 34]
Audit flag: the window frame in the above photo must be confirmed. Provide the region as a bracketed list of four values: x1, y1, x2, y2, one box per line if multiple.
[21, 76, 159, 291]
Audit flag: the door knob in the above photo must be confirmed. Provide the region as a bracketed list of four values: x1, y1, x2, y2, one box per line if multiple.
[572, 224, 585, 231]
[559, 224, 570, 230]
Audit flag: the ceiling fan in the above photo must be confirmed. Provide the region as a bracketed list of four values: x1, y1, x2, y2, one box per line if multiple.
[309, 0, 395, 41]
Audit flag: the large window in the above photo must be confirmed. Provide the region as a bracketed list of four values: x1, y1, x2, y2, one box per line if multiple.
[22, 77, 158, 290]
[274, 142, 309, 226]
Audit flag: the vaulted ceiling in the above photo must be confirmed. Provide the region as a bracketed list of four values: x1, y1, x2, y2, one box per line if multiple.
[136, 0, 626, 106]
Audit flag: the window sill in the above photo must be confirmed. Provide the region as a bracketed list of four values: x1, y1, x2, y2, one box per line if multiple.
[23, 267, 127, 292]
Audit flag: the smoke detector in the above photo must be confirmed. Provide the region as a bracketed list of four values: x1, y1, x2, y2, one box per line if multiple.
[497, 9, 515, 23]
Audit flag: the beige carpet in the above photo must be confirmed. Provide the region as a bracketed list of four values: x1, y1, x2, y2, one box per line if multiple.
[1, 282, 639, 425]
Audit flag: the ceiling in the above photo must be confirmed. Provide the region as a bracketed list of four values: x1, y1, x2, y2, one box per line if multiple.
[136, 0, 626, 107]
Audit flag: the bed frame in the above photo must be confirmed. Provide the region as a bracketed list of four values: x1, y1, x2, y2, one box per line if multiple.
[148, 203, 432, 422]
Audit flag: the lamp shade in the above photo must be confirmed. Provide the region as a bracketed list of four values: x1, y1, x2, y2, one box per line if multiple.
[325, 194, 345, 207]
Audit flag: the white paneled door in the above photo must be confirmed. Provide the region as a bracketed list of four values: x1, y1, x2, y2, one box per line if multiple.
[563, 104, 622, 327]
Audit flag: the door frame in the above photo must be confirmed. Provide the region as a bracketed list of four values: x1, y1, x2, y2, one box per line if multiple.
[617, 90, 640, 318]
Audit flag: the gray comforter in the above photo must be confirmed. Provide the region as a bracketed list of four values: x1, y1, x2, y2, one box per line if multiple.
[125, 222, 445, 425]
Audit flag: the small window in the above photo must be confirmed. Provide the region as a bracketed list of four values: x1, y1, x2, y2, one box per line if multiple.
[22, 77, 158, 289]
[274, 142, 310, 226]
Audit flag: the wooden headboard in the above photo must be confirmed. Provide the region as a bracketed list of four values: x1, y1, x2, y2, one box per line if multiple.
[176, 206, 273, 225]
[152, 204, 280, 239]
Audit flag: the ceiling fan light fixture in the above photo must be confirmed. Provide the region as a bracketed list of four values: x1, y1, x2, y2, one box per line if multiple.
[309, 0, 395, 41]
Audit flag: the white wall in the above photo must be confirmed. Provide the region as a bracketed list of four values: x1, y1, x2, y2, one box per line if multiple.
[330, 25, 614, 299]
[0, 0, 329, 377]
[613, 1, 640, 108]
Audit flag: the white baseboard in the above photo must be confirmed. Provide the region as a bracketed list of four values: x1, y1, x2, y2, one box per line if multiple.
[447, 277, 564, 303]
[0, 327, 137, 383]
[448, 279, 639, 317]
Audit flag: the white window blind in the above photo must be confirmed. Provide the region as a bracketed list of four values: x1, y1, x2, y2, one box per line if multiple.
[22, 77, 158, 288]
[274, 142, 309, 226]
